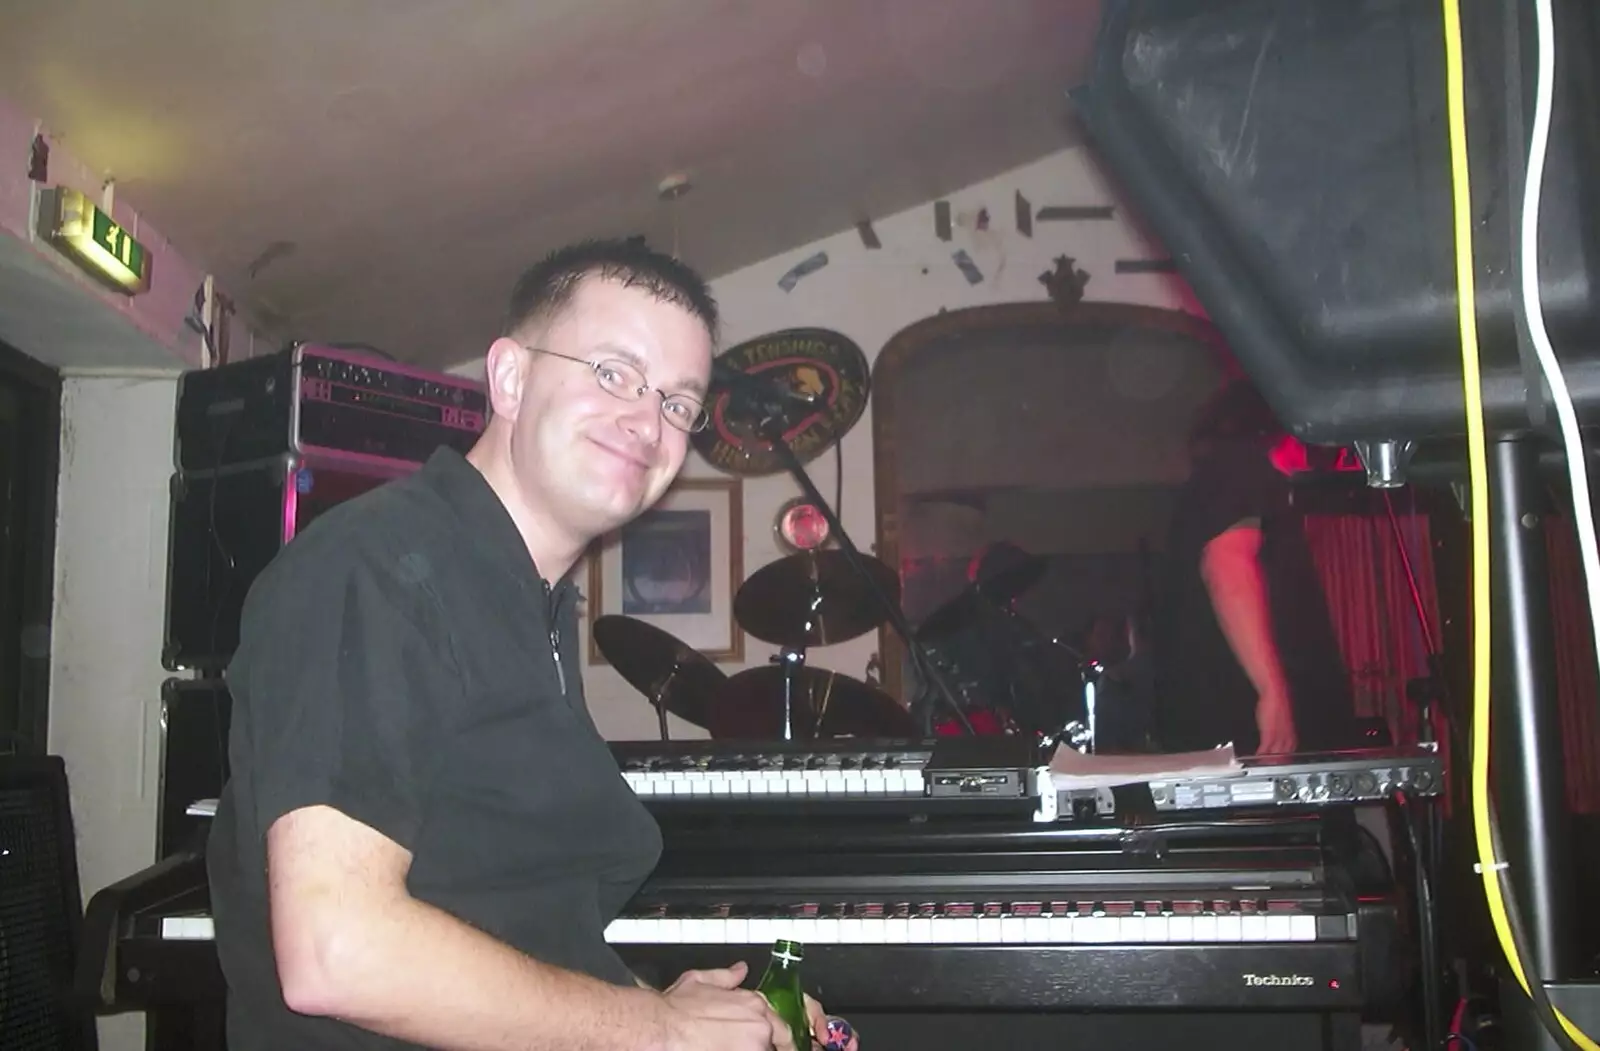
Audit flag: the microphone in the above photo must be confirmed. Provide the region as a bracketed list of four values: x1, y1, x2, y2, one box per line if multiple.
[711, 358, 819, 409]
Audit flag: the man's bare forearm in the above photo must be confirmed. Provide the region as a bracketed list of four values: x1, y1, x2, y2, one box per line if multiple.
[1201, 533, 1291, 700]
[297, 893, 667, 1051]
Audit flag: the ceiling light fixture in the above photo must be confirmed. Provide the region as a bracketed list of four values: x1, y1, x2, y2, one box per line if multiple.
[657, 173, 693, 201]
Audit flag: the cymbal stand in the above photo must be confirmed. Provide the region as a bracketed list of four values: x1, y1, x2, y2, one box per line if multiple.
[649, 668, 678, 741]
[771, 645, 807, 741]
[744, 401, 974, 736]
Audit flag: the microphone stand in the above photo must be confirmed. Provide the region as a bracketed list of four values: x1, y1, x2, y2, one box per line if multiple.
[731, 386, 975, 736]
[1381, 490, 1447, 1051]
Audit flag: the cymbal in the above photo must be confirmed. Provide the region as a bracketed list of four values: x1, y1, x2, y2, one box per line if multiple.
[708, 665, 916, 740]
[733, 550, 901, 648]
[973, 552, 1047, 604]
[916, 553, 1048, 640]
[591, 615, 726, 731]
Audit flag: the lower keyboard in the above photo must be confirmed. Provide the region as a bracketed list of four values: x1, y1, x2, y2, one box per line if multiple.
[604, 909, 1335, 946]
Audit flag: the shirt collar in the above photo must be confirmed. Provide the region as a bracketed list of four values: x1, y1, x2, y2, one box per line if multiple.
[414, 446, 579, 600]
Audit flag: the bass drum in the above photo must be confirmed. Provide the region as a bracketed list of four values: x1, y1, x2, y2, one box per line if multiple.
[920, 616, 1082, 739]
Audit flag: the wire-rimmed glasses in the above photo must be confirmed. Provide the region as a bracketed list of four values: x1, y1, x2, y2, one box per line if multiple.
[525, 346, 709, 433]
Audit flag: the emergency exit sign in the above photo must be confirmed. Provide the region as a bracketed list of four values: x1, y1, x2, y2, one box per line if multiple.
[46, 186, 152, 295]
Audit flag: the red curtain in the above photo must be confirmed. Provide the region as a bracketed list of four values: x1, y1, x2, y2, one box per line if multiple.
[1303, 509, 1442, 745]
[1540, 513, 1600, 813]
[1303, 503, 1600, 814]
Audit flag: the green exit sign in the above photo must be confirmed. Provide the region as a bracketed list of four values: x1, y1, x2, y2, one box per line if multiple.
[48, 187, 152, 295]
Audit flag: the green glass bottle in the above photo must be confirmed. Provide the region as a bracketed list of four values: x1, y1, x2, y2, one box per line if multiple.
[756, 939, 810, 1049]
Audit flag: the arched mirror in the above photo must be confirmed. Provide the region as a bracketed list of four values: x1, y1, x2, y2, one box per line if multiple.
[871, 301, 1230, 728]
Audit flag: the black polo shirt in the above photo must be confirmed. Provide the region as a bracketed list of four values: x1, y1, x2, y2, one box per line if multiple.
[206, 448, 663, 1050]
[1151, 441, 1357, 756]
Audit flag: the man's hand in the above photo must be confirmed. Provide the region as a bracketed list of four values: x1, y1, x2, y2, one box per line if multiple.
[802, 993, 829, 1049]
[661, 962, 795, 1050]
[1255, 691, 1298, 755]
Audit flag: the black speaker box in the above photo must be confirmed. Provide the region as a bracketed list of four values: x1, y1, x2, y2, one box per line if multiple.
[1071, 0, 1600, 442]
[157, 679, 232, 860]
[162, 453, 409, 672]
[0, 755, 96, 1050]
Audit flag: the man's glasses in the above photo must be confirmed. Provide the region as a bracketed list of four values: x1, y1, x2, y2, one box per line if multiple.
[525, 347, 709, 434]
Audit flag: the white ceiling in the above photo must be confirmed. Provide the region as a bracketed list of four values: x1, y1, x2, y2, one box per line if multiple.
[0, 0, 1101, 367]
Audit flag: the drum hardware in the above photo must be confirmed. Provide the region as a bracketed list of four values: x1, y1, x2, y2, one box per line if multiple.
[591, 615, 728, 740]
[916, 563, 1106, 748]
[710, 362, 974, 736]
[709, 665, 914, 740]
[774, 645, 806, 741]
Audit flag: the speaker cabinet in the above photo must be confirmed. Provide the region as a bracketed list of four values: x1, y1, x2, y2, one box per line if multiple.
[157, 679, 232, 860]
[162, 453, 410, 672]
[0, 755, 95, 1050]
[1072, 0, 1600, 442]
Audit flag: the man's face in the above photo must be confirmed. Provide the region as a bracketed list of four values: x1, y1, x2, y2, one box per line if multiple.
[486, 277, 713, 542]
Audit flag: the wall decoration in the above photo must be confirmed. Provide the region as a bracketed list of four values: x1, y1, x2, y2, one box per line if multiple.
[1039, 255, 1092, 307]
[1015, 191, 1033, 237]
[1037, 205, 1116, 221]
[692, 328, 870, 477]
[1115, 259, 1179, 274]
[777, 251, 828, 292]
[587, 478, 744, 663]
[951, 249, 984, 285]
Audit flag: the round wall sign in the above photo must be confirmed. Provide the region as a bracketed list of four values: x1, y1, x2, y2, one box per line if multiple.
[692, 327, 871, 477]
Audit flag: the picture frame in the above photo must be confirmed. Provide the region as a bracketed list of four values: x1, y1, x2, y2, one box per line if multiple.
[587, 477, 745, 664]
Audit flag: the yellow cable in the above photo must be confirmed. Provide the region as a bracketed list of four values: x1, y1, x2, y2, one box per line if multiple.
[1441, 0, 1598, 1044]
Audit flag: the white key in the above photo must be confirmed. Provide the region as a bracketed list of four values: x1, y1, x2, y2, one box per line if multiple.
[604, 909, 1333, 946]
[160, 916, 215, 940]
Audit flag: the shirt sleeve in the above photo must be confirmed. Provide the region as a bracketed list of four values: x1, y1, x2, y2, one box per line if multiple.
[1180, 443, 1284, 548]
[227, 537, 462, 851]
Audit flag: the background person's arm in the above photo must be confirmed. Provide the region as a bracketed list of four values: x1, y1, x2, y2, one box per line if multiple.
[1200, 524, 1298, 754]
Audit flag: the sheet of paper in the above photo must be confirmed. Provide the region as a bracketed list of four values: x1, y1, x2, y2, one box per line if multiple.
[1046, 745, 1240, 790]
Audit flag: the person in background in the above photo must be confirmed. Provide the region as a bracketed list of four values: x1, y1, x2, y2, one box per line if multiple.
[207, 238, 827, 1051]
[1151, 378, 1357, 757]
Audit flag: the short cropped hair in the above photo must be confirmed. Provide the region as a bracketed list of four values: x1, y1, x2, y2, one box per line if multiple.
[502, 237, 720, 345]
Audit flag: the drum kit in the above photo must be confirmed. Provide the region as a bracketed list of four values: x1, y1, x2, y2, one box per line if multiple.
[595, 544, 1108, 749]
[596, 336, 1111, 748]
[594, 548, 918, 742]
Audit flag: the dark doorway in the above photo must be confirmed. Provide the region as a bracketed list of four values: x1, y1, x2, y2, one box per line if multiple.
[0, 339, 60, 755]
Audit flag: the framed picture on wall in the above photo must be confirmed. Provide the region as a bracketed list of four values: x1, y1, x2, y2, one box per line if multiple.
[586, 477, 744, 664]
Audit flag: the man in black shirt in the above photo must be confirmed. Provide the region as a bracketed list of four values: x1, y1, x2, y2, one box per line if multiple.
[1152, 380, 1357, 757]
[207, 240, 819, 1050]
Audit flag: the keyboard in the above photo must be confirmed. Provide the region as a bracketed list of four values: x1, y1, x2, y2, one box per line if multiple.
[609, 814, 1407, 1012]
[608, 736, 1044, 816]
